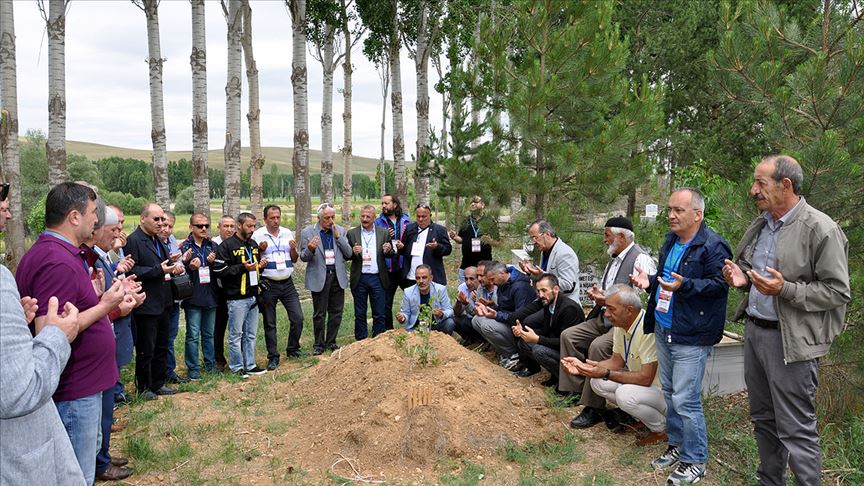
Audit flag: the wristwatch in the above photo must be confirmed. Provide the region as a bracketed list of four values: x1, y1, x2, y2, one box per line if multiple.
[603, 368, 611, 381]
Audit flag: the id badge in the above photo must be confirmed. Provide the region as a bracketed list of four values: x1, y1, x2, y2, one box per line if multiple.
[657, 289, 673, 313]
[199, 266, 211, 284]
[325, 249, 336, 265]
[362, 250, 373, 268]
[274, 251, 287, 270]
[164, 272, 172, 281]
[411, 241, 424, 257]
[471, 238, 482, 253]
[391, 239, 399, 253]
[249, 269, 259, 286]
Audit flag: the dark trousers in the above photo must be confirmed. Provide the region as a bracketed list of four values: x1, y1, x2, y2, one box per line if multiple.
[352, 273, 387, 340]
[558, 315, 613, 407]
[454, 314, 485, 344]
[214, 296, 229, 368]
[165, 302, 180, 377]
[311, 271, 345, 349]
[517, 339, 561, 379]
[132, 307, 171, 393]
[382, 269, 403, 330]
[259, 277, 305, 359]
[95, 386, 115, 474]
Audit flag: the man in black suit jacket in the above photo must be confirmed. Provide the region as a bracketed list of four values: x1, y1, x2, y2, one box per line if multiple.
[125, 203, 185, 400]
[347, 205, 394, 340]
[398, 204, 452, 286]
[508, 273, 585, 386]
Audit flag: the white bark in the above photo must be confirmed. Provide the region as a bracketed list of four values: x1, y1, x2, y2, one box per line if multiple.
[378, 59, 389, 197]
[140, 0, 170, 209]
[290, 0, 311, 233]
[191, 0, 210, 217]
[0, 0, 26, 271]
[223, 0, 243, 219]
[319, 25, 335, 205]
[241, 0, 264, 219]
[46, 0, 67, 186]
[340, 0, 353, 226]
[413, 0, 431, 206]
[390, 0, 406, 204]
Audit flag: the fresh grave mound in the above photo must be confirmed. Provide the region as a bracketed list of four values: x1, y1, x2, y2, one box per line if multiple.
[287, 330, 563, 480]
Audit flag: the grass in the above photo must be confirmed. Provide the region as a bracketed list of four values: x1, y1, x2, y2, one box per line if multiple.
[437, 459, 486, 486]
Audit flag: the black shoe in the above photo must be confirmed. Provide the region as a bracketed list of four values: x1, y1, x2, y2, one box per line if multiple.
[246, 366, 267, 375]
[267, 359, 279, 371]
[513, 366, 540, 378]
[313, 347, 324, 356]
[286, 350, 309, 359]
[602, 408, 622, 432]
[154, 386, 177, 396]
[326, 343, 340, 351]
[166, 374, 190, 384]
[541, 376, 558, 387]
[139, 390, 158, 401]
[570, 407, 604, 429]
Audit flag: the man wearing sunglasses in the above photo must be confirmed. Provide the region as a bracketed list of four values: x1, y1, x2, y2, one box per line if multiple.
[179, 213, 219, 380]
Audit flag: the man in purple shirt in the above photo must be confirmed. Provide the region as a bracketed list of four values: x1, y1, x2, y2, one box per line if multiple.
[16, 182, 125, 486]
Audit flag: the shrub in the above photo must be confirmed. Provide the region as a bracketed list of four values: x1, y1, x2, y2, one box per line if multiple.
[174, 186, 195, 214]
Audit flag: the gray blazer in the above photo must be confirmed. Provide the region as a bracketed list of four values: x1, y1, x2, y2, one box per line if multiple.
[299, 223, 352, 292]
[346, 225, 392, 290]
[546, 238, 581, 302]
[0, 266, 86, 485]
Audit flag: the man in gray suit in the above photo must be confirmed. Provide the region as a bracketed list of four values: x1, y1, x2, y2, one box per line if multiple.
[1, 266, 86, 485]
[347, 205, 393, 340]
[520, 220, 581, 302]
[300, 203, 352, 355]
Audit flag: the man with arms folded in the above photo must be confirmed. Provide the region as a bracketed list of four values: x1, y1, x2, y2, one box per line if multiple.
[397, 264, 455, 334]
[348, 205, 394, 340]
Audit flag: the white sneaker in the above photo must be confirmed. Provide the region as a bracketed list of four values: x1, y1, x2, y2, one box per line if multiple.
[500, 354, 521, 371]
[651, 445, 680, 470]
[667, 462, 705, 485]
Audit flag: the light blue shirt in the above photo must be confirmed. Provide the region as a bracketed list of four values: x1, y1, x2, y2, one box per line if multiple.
[360, 226, 379, 274]
[399, 282, 453, 331]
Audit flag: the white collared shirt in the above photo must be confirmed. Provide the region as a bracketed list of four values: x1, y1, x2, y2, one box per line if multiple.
[602, 242, 656, 290]
[252, 226, 295, 280]
[360, 226, 379, 274]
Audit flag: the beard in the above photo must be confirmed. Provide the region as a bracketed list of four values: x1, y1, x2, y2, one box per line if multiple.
[606, 242, 619, 258]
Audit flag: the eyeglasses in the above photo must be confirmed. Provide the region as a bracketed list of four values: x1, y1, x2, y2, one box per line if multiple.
[192, 224, 209, 229]
[0, 183, 9, 202]
[153, 216, 167, 222]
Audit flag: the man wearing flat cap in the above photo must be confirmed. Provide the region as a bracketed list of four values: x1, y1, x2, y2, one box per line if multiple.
[560, 216, 656, 430]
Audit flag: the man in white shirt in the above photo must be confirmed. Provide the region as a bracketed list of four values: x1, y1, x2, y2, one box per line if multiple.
[347, 205, 393, 340]
[252, 205, 304, 369]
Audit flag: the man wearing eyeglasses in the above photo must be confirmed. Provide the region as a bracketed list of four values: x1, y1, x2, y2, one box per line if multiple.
[179, 213, 219, 380]
[399, 204, 452, 288]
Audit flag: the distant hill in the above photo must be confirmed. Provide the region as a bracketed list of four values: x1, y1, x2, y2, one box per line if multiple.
[64, 140, 398, 175]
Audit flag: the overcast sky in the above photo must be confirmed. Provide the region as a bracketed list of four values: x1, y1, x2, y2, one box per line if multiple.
[11, 0, 442, 160]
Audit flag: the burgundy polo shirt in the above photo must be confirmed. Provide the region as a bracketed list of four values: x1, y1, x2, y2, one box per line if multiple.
[15, 233, 118, 402]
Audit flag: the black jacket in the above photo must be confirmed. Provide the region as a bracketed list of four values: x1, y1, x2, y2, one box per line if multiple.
[507, 295, 586, 349]
[125, 226, 173, 316]
[179, 236, 219, 309]
[212, 234, 262, 300]
[492, 270, 536, 323]
[398, 222, 452, 285]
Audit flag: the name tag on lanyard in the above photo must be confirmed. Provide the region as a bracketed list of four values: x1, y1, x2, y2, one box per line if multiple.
[199, 266, 211, 284]
[471, 238, 482, 253]
[325, 249, 336, 265]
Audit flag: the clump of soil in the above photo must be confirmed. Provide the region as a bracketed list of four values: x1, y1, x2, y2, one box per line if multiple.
[284, 330, 561, 480]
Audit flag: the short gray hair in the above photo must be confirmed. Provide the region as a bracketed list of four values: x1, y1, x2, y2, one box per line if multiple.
[608, 226, 634, 243]
[672, 186, 705, 211]
[316, 203, 334, 217]
[604, 284, 642, 310]
[763, 154, 804, 195]
[485, 261, 508, 276]
[531, 219, 556, 237]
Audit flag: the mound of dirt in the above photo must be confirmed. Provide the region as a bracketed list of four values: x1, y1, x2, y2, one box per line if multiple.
[282, 330, 563, 481]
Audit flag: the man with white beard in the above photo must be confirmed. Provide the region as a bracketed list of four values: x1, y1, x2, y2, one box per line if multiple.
[560, 217, 656, 431]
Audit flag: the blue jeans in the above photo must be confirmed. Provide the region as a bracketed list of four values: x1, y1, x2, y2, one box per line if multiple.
[227, 297, 259, 372]
[432, 316, 456, 335]
[166, 302, 180, 377]
[56, 392, 103, 486]
[185, 306, 217, 378]
[96, 386, 115, 475]
[352, 273, 387, 340]
[654, 325, 711, 464]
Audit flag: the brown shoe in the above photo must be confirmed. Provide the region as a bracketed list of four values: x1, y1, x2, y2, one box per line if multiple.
[110, 456, 129, 467]
[635, 431, 668, 446]
[110, 422, 125, 433]
[96, 464, 133, 481]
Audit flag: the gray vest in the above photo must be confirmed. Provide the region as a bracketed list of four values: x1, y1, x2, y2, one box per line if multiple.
[589, 244, 647, 322]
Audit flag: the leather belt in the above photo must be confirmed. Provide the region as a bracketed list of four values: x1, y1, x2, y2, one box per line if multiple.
[749, 315, 779, 330]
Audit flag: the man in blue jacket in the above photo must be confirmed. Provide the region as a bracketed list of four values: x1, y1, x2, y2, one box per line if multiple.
[632, 187, 731, 485]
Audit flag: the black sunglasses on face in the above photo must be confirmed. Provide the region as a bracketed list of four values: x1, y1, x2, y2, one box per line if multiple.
[0, 183, 9, 202]
[192, 224, 209, 229]
[153, 216, 167, 222]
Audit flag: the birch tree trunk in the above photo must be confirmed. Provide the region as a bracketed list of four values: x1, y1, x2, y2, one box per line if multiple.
[319, 25, 335, 205]
[290, 0, 312, 232]
[390, 0, 407, 203]
[190, 0, 210, 216]
[0, 0, 26, 272]
[223, 0, 243, 219]
[378, 60, 389, 197]
[340, 0, 353, 226]
[413, 0, 431, 206]
[46, 0, 67, 186]
[141, 0, 170, 209]
[241, 0, 264, 218]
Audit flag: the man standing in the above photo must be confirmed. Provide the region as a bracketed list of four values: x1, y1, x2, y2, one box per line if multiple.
[400, 204, 452, 286]
[160, 211, 188, 384]
[300, 203, 352, 355]
[562, 284, 667, 447]
[212, 215, 236, 371]
[107, 205, 134, 405]
[213, 212, 268, 378]
[631, 187, 732, 485]
[520, 220, 580, 302]
[375, 194, 412, 329]
[565, 217, 655, 429]
[15, 182, 125, 485]
[509, 273, 584, 385]
[723, 155, 850, 486]
[253, 205, 304, 369]
[348, 205, 393, 340]
[125, 203, 184, 399]
[449, 195, 499, 283]
[179, 213, 219, 379]
[397, 265, 455, 334]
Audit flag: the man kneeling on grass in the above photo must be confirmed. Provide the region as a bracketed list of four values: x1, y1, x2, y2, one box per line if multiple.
[396, 265, 455, 334]
[561, 284, 667, 446]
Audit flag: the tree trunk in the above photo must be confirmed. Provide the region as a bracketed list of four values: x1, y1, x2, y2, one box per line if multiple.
[143, 0, 170, 209]
[190, 0, 210, 217]
[290, 0, 311, 233]
[390, 0, 407, 204]
[0, 0, 26, 272]
[413, 0, 430, 206]
[223, 0, 243, 219]
[379, 61, 389, 197]
[340, 0, 353, 226]
[319, 26, 335, 205]
[241, 0, 264, 219]
[46, 0, 67, 186]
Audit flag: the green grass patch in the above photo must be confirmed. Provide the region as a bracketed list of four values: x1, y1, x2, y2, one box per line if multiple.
[582, 472, 615, 486]
[437, 459, 486, 486]
[501, 432, 582, 483]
